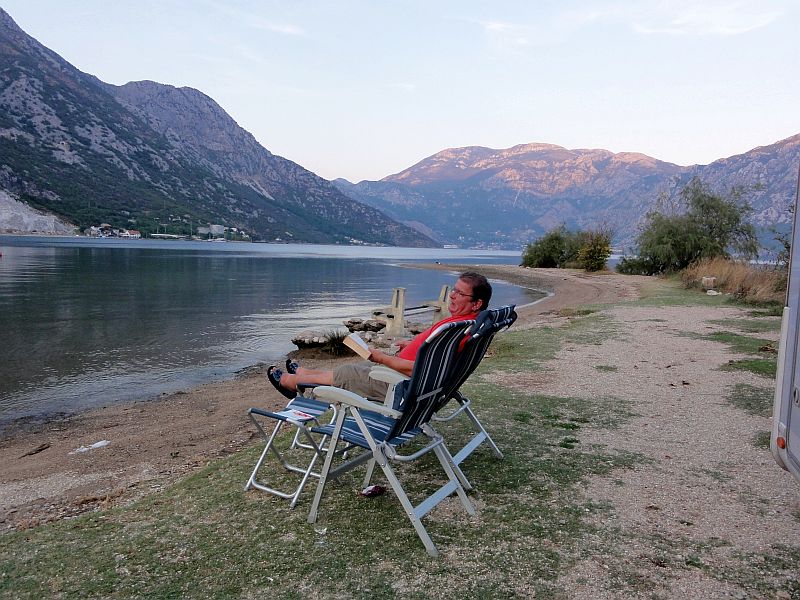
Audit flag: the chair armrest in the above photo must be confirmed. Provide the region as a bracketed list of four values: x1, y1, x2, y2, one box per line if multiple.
[313, 386, 402, 418]
[368, 365, 409, 385]
[369, 366, 409, 407]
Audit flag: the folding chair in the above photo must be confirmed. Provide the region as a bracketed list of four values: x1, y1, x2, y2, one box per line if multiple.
[306, 320, 476, 557]
[245, 392, 335, 508]
[433, 305, 517, 471]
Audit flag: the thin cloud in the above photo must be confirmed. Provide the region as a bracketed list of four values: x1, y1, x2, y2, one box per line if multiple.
[480, 20, 514, 33]
[474, 19, 530, 47]
[631, 2, 782, 35]
[553, 0, 785, 36]
[200, 0, 306, 36]
[385, 83, 416, 93]
[250, 21, 305, 36]
[567, 0, 786, 36]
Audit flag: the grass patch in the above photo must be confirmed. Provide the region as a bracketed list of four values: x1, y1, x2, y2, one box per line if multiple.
[598, 530, 800, 598]
[708, 318, 782, 334]
[489, 311, 622, 372]
[635, 276, 785, 315]
[554, 421, 581, 430]
[748, 306, 784, 317]
[727, 384, 774, 417]
[692, 467, 734, 483]
[558, 307, 597, 317]
[721, 358, 777, 378]
[634, 276, 737, 307]
[691, 328, 779, 378]
[703, 331, 776, 355]
[753, 431, 772, 450]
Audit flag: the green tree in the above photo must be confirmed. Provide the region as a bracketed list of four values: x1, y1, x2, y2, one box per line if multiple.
[769, 200, 793, 271]
[618, 178, 758, 275]
[577, 227, 613, 272]
[521, 225, 572, 268]
[522, 225, 613, 271]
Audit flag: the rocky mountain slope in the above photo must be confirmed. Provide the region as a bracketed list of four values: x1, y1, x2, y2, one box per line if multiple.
[0, 9, 436, 246]
[0, 190, 73, 234]
[337, 136, 800, 249]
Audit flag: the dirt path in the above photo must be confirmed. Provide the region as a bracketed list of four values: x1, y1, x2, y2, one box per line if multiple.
[530, 303, 800, 597]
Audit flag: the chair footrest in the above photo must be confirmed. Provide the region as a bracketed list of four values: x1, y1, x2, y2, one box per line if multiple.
[249, 397, 331, 424]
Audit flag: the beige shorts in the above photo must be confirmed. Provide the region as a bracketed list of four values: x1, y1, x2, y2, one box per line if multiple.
[333, 361, 390, 402]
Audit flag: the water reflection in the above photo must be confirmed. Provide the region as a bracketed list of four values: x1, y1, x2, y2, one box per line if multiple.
[0, 237, 537, 422]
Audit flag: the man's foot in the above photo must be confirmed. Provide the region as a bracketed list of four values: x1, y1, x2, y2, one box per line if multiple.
[267, 366, 295, 399]
[285, 359, 300, 375]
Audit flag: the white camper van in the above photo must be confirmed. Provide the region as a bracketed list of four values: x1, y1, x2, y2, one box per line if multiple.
[771, 168, 800, 484]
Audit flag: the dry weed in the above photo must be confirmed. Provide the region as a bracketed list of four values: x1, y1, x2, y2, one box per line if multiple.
[681, 257, 786, 303]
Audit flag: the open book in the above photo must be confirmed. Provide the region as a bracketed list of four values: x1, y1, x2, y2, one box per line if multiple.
[343, 332, 371, 359]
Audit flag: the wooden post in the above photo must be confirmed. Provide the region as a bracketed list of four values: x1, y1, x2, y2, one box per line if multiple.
[373, 287, 406, 336]
[433, 284, 450, 321]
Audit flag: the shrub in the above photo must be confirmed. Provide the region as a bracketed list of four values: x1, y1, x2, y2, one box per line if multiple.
[322, 329, 350, 356]
[521, 226, 573, 268]
[577, 228, 613, 272]
[621, 178, 758, 275]
[616, 255, 660, 275]
[522, 225, 612, 271]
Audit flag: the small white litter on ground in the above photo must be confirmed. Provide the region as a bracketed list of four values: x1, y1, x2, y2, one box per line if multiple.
[70, 440, 111, 454]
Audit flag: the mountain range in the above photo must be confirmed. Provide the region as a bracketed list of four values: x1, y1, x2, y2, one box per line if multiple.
[335, 136, 799, 249]
[1, 7, 797, 250]
[0, 8, 435, 247]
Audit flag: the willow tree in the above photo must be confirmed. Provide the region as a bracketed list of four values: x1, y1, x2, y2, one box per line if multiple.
[618, 178, 758, 275]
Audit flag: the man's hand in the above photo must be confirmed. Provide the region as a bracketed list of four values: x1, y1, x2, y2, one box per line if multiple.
[368, 348, 386, 364]
[368, 348, 414, 377]
[395, 339, 411, 350]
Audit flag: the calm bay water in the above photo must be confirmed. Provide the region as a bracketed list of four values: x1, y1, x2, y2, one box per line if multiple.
[0, 236, 542, 424]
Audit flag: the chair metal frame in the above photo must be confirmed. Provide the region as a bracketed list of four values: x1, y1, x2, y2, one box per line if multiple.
[432, 305, 517, 471]
[245, 394, 336, 508]
[306, 320, 476, 557]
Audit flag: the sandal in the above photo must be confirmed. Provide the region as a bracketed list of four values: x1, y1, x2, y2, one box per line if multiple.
[285, 359, 300, 375]
[267, 366, 295, 399]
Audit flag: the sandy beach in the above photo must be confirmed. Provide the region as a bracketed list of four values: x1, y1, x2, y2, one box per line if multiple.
[0, 266, 641, 530]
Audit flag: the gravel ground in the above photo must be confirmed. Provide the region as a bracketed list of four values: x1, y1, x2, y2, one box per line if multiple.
[491, 301, 800, 598]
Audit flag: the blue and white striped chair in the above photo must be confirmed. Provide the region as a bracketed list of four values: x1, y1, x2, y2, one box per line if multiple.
[306, 319, 476, 557]
[433, 305, 517, 474]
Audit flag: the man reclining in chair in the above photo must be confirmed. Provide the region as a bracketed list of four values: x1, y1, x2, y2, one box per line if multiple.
[267, 271, 492, 401]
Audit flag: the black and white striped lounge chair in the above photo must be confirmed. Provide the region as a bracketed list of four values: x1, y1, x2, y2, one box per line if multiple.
[433, 305, 517, 474]
[306, 319, 476, 557]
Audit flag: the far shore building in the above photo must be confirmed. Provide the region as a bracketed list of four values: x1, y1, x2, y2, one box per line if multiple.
[86, 225, 141, 238]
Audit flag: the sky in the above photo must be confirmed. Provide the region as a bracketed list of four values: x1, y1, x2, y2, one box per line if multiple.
[3, 0, 799, 182]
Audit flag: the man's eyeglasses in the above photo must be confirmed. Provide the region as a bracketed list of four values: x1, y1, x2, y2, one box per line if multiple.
[450, 288, 474, 299]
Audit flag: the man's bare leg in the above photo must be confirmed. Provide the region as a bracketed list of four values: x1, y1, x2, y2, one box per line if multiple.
[278, 367, 334, 391]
